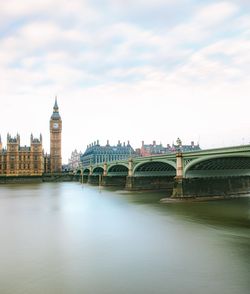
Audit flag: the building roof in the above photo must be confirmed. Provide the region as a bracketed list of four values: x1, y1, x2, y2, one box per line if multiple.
[82, 141, 135, 156]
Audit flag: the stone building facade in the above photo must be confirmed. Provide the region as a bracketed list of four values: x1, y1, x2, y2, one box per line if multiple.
[0, 134, 43, 176]
[0, 98, 62, 176]
[68, 149, 82, 171]
[80, 140, 136, 168]
[139, 139, 201, 157]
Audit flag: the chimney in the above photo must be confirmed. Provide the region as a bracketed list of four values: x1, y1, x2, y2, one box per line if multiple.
[142, 140, 144, 146]
[153, 140, 156, 146]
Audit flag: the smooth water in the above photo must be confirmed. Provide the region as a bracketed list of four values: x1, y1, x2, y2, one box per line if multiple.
[0, 183, 249, 294]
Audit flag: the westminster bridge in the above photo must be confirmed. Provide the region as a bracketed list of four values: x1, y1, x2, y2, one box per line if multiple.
[76, 145, 250, 198]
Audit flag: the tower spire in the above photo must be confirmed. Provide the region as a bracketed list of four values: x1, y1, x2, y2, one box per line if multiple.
[51, 96, 61, 119]
[54, 96, 58, 112]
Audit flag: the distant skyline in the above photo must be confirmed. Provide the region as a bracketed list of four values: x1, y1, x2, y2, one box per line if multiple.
[1, 0, 250, 163]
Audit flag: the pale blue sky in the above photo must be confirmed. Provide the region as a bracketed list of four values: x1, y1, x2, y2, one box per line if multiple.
[0, 0, 250, 162]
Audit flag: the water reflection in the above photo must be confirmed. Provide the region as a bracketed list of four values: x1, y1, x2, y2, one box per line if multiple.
[0, 183, 249, 294]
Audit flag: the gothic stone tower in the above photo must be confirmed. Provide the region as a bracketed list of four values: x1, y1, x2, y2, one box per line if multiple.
[50, 97, 62, 173]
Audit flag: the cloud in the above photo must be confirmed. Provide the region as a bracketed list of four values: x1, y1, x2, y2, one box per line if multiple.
[0, 0, 250, 160]
[194, 2, 238, 26]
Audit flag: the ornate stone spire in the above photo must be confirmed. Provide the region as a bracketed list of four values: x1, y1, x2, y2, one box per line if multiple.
[54, 96, 59, 112]
[51, 96, 61, 120]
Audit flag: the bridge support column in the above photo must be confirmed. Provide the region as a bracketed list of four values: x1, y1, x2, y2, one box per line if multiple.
[87, 166, 93, 183]
[103, 163, 107, 176]
[128, 158, 133, 177]
[176, 152, 183, 178]
[172, 177, 184, 197]
[172, 153, 185, 197]
[125, 158, 134, 190]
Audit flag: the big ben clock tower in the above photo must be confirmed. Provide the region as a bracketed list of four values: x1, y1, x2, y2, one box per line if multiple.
[50, 97, 62, 173]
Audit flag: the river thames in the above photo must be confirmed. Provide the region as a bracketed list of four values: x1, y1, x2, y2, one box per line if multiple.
[0, 183, 249, 294]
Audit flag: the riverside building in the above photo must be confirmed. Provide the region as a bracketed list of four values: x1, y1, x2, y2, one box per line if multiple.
[80, 140, 136, 168]
[0, 98, 62, 176]
[139, 139, 201, 157]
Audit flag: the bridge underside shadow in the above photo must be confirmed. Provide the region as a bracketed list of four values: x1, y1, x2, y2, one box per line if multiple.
[102, 165, 129, 187]
[126, 162, 176, 192]
[185, 157, 250, 178]
[173, 156, 250, 198]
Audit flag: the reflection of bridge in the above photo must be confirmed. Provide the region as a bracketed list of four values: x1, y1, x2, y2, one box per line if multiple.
[77, 145, 250, 198]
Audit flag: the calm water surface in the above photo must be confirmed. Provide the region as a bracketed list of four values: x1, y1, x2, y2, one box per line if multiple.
[0, 183, 249, 294]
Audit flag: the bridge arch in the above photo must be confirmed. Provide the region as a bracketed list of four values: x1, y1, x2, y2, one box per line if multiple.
[83, 168, 90, 175]
[107, 164, 129, 176]
[184, 154, 250, 178]
[133, 160, 176, 177]
[92, 166, 104, 175]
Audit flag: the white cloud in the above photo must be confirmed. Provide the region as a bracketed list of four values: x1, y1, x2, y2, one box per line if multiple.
[0, 1, 250, 161]
[194, 2, 238, 27]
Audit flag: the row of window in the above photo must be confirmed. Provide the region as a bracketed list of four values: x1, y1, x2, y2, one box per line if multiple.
[82, 154, 130, 166]
[0, 155, 41, 161]
[9, 164, 39, 169]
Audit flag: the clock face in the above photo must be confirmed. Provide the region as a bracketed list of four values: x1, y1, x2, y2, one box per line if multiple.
[53, 123, 59, 129]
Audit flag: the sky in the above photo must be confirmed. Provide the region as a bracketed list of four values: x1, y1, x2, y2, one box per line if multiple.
[0, 0, 250, 163]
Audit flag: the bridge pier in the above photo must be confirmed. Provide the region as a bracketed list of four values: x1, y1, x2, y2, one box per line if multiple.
[171, 152, 185, 197]
[172, 177, 184, 197]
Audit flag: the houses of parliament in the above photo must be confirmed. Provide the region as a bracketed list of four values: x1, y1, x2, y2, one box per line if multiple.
[0, 99, 62, 176]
